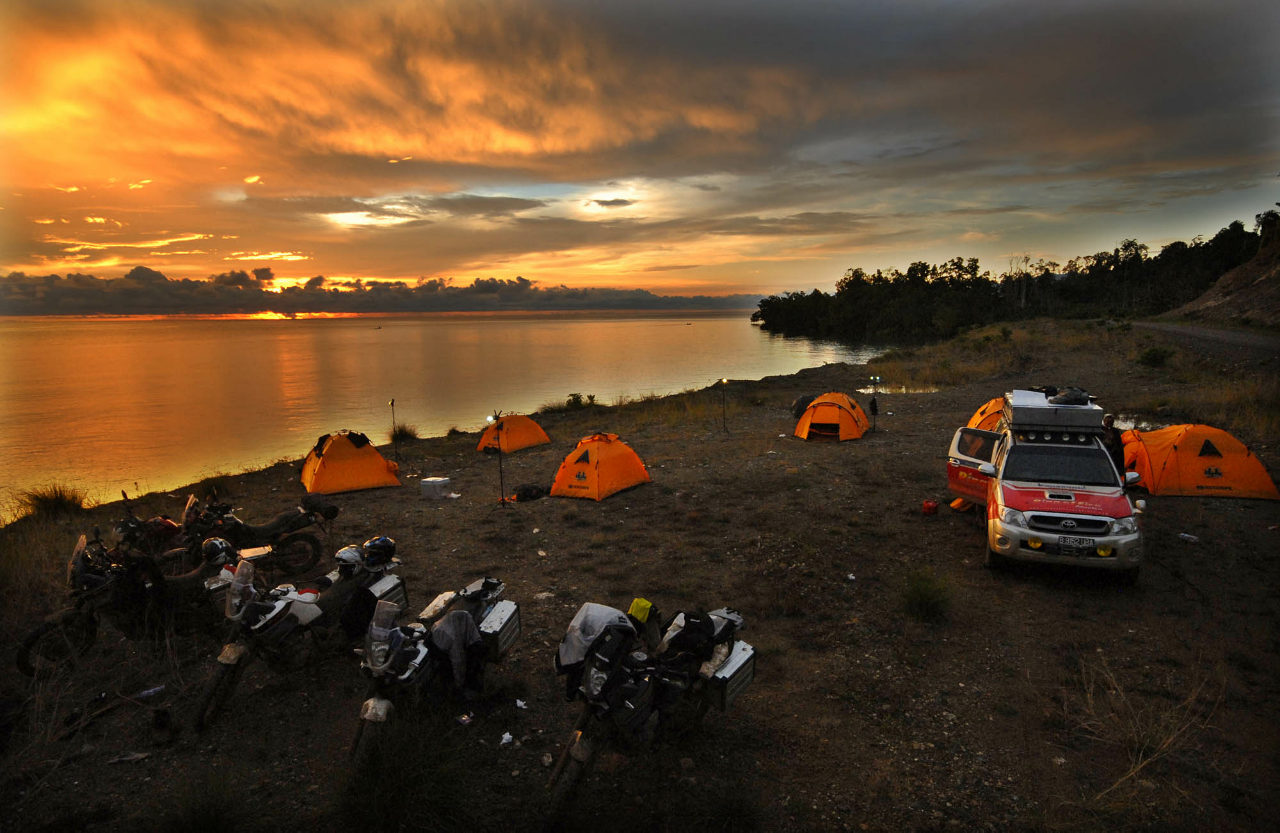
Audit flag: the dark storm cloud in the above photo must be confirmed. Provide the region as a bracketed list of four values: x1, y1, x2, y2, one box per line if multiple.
[210, 267, 274, 287]
[424, 195, 548, 217]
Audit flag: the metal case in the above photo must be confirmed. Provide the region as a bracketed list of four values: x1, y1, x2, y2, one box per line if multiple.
[707, 640, 755, 711]
[368, 574, 409, 612]
[1003, 390, 1103, 431]
[479, 600, 521, 661]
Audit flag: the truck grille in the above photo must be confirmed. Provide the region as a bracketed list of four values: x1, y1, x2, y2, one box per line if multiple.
[1027, 514, 1110, 535]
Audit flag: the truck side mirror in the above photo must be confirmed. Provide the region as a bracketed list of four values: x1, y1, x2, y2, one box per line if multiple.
[1125, 471, 1141, 486]
[979, 463, 996, 476]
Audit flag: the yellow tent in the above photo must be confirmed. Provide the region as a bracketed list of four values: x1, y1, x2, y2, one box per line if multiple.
[300, 431, 401, 494]
[966, 396, 1004, 432]
[550, 433, 650, 501]
[1123, 425, 1278, 500]
[477, 414, 551, 453]
[794, 392, 870, 441]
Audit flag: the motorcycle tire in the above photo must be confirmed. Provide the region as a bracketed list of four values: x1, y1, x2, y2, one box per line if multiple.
[546, 758, 586, 824]
[16, 611, 98, 677]
[351, 719, 384, 768]
[192, 661, 244, 733]
[155, 545, 199, 577]
[269, 533, 321, 576]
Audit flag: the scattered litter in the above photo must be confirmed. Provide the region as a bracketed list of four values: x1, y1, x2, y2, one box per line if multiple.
[532, 528, 540, 534]
[515, 699, 528, 710]
[456, 713, 474, 726]
[1269, 525, 1278, 531]
[1178, 533, 1199, 543]
[778, 434, 786, 438]
[846, 574, 856, 582]
[108, 752, 150, 764]
[134, 685, 165, 700]
[537, 549, 547, 557]
[767, 450, 777, 454]
[534, 591, 555, 601]
[1053, 757, 1066, 766]
[501, 732, 514, 746]
[448, 493, 462, 499]
[512, 770, 520, 776]
[541, 753, 554, 767]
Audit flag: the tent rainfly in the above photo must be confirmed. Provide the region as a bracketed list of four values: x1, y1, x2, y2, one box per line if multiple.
[477, 414, 551, 454]
[966, 396, 1005, 432]
[300, 431, 401, 494]
[1122, 424, 1279, 500]
[793, 392, 871, 441]
[550, 433, 650, 501]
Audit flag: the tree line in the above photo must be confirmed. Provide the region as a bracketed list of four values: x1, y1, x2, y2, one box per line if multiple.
[753, 213, 1272, 343]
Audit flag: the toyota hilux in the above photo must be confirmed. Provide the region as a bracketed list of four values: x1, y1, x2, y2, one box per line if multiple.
[947, 389, 1144, 584]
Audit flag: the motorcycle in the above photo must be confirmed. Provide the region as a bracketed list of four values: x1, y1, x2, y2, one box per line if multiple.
[114, 490, 185, 558]
[16, 532, 247, 677]
[191, 536, 408, 733]
[350, 577, 522, 765]
[159, 492, 339, 577]
[545, 600, 755, 820]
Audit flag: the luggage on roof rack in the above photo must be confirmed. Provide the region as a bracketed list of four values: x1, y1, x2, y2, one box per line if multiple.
[1003, 389, 1103, 432]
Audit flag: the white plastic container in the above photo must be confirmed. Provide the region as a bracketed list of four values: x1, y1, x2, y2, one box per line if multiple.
[420, 477, 450, 499]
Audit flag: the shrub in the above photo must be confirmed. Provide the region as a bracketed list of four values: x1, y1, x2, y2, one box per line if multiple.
[15, 483, 89, 519]
[390, 422, 420, 443]
[446, 426, 464, 437]
[1137, 346, 1176, 368]
[903, 567, 951, 622]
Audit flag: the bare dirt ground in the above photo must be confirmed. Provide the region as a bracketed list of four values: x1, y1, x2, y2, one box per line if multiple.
[3, 320, 1278, 832]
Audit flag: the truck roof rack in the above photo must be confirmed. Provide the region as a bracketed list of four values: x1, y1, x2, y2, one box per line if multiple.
[1003, 389, 1103, 433]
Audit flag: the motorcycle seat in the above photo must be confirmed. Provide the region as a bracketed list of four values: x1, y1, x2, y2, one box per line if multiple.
[235, 508, 310, 538]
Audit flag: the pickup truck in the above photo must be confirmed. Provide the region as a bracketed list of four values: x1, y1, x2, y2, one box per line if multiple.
[947, 389, 1144, 584]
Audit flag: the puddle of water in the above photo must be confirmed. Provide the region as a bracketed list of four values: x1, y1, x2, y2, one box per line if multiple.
[1116, 415, 1169, 432]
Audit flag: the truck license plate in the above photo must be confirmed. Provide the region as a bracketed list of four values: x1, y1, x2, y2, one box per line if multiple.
[1059, 536, 1095, 553]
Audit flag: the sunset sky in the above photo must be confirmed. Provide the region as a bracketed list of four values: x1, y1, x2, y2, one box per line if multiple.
[1, 0, 1276, 298]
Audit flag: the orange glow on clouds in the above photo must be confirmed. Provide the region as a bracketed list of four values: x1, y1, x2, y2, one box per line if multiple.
[0, 0, 1271, 299]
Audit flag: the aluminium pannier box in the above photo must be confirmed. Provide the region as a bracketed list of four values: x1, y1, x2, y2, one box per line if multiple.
[368, 574, 409, 612]
[1003, 389, 1103, 432]
[479, 600, 521, 661]
[708, 639, 755, 711]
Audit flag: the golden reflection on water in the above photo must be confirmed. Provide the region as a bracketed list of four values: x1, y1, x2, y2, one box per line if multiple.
[0, 312, 875, 511]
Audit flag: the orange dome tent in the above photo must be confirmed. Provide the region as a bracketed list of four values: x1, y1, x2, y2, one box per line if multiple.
[1122, 424, 1279, 500]
[794, 392, 870, 441]
[966, 396, 1005, 432]
[550, 433, 650, 501]
[477, 414, 551, 454]
[301, 431, 401, 494]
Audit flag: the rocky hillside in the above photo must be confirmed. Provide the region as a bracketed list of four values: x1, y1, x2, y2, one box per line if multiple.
[1167, 209, 1280, 328]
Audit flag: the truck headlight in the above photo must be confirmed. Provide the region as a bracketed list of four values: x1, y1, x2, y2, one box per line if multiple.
[998, 506, 1027, 527]
[1111, 516, 1138, 535]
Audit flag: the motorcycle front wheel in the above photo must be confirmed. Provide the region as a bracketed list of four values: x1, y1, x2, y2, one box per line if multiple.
[192, 661, 245, 733]
[546, 757, 587, 824]
[351, 719, 385, 768]
[155, 545, 199, 577]
[269, 533, 321, 576]
[16, 610, 98, 677]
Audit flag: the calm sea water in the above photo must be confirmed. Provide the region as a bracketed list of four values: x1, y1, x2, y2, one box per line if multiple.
[0, 311, 876, 513]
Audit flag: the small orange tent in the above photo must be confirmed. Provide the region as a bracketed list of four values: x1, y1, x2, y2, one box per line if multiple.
[967, 396, 1005, 432]
[477, 414, 551, 453]
[550, 433, 650, 501]
[301, 431, 401, 494]
[1122, 424, 1279, 500]
[794, 392, 870, 441]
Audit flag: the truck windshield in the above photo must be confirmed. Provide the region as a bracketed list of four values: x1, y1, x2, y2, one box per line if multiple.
[1002, 444, 1118, 487]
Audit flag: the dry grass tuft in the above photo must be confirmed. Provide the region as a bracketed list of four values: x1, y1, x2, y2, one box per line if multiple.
[13, 483, 89, 520]
[1063, 654, 1223, 802]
